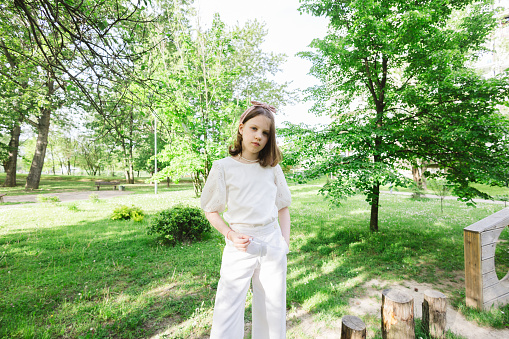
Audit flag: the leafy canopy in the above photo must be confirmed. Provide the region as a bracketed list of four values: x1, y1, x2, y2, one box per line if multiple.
[286, 0, 509, 230]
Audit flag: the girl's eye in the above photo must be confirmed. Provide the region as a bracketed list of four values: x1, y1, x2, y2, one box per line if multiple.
[263, 131, 268, 136]
[251, 127, 257, 131]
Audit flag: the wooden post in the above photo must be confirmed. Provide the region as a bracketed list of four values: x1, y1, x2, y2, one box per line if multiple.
[464, 229, 482, 308]
[341, 315, 366, 339]
[422, 289, 447, 339]
[381, 289, 415, 339]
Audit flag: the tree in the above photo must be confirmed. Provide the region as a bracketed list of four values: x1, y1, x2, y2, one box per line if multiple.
[132, 129, 168, 177]
[75, 136, 107, 176]
[0, 0, 155, 189]
[292, 0, 509, 231]
[0, 7, 40, 187]
[428, 179, 452, 213]
[151, 14, 296, 195]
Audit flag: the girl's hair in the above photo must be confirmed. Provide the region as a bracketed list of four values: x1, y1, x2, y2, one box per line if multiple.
[229, 106, 282, 167]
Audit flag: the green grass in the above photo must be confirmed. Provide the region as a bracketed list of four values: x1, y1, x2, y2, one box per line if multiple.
[1, 177, 509, 338]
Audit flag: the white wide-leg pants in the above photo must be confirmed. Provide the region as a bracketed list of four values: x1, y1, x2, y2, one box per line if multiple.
[210, 221, 289, 339]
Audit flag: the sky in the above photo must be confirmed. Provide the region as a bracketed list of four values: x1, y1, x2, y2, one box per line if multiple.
[193, 0, 329, 126]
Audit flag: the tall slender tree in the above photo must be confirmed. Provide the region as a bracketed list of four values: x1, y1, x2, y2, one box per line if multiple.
[151, 14, 296, 195]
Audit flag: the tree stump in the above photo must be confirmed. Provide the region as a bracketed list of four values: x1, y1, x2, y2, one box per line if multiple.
[341, 315, 366, 339]
[422, 289, 447, 339]
[381, 289, 415, 339]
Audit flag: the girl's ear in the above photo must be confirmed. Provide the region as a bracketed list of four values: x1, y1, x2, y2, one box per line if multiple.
[238, 123, 244, 135]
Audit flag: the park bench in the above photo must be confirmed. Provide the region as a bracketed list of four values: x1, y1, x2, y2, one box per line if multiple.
[95, 181, 120, 190]
[0, 193, 6, 203]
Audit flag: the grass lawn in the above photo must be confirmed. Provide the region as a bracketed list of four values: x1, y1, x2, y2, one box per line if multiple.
[1, 178, 509, 338]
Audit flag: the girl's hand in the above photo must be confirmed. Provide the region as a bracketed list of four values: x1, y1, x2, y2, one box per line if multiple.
[229, 231, 251, 252]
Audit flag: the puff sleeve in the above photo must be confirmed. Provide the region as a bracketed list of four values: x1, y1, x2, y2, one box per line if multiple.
[274, 164, 291, 210]
[201, 161, 226, 213]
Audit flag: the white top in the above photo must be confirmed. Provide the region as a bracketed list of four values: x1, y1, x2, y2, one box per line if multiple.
[201, 157, 291, 226]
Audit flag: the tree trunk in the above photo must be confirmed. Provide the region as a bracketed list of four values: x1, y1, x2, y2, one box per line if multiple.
[49, 144, 56, 175]
[422, 290, 447, 339]
[0, 41, 25, 187]
[67, 159, 71, 175]
[3, 121, 21, 187]
[421, 162, 428, 190]
[370, 183, 380, 232]
[192, 171, 203, 197]
[128, 139, 135, 184]
[341, 315, 366, 339]
[381, 289, 415, 339]
[124, 169, 131, 183]
[129, 162, 134, 184]
[25, 107, 52, 190]
[121, 142, 134, 184]
[122, 160, 134, 184]
[412, 166, 424, 188]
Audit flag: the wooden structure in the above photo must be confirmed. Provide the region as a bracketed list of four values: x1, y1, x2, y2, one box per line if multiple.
[95, 181, 120, 190]
[381, 289, 414, 339]
[422, 289, 447, 339]
[464, 208, 509, 309]
[341, 315, 366, 339]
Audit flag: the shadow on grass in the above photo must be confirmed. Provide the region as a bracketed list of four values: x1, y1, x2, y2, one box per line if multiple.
[285, 190, 509, 334]
[0, 216, 223, 338]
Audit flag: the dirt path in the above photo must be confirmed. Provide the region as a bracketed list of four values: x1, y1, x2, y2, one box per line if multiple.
[0, 190, 132, 206]
[381, 190, 509, 205]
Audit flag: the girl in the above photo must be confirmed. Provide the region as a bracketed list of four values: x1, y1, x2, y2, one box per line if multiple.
[201, 101, 292, 339]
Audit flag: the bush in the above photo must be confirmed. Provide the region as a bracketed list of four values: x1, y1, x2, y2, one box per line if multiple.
[37, 195, 60, 203]
[111, 205, 144, 222]
[67, 203, 80, 212]
[409, 181, 425, 199]
[89, 193, 100, 203]
[147, 205, 211, 245]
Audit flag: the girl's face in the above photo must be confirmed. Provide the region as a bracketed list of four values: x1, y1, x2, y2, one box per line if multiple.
[239, 114, 272, 159]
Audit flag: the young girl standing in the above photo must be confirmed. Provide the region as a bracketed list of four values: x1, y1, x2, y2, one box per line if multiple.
[201, 101, 291, 339]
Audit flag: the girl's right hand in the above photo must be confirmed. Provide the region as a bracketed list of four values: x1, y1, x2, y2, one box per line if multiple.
[229, 231, 251, 252]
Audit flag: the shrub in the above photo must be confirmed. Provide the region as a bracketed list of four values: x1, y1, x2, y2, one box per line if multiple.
[37, 195, 60, 203]
[148, 205, 211, 245]
[67, 203, 80, 212]
[89, 193, 100, 203]
[409, 181, 425, 200]
[111, 205, 144, 222]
